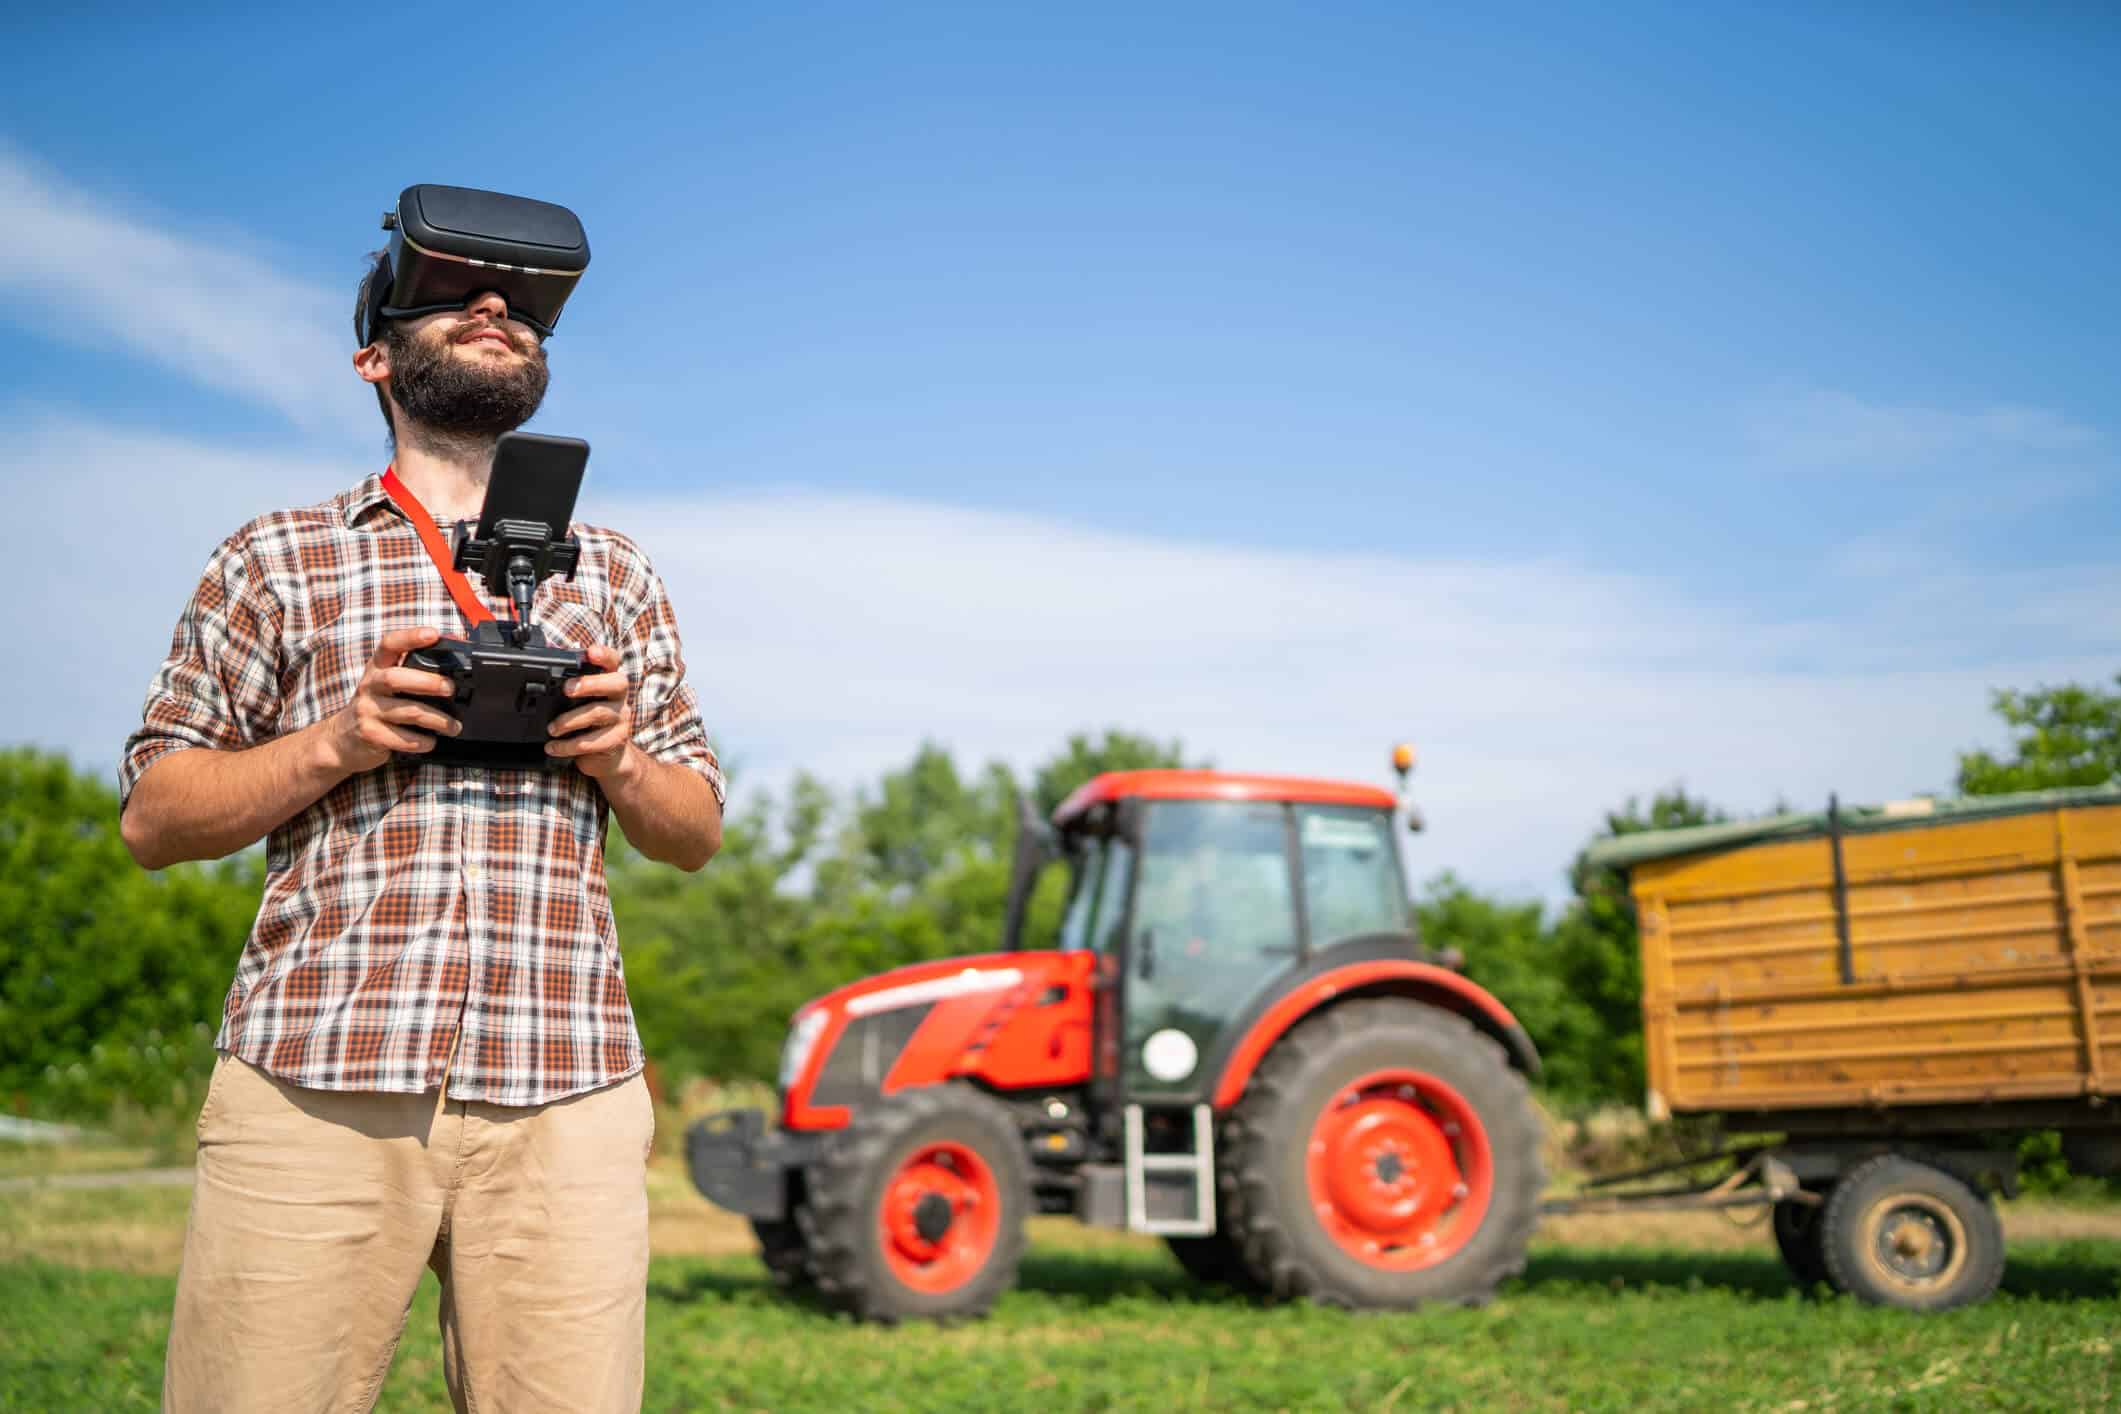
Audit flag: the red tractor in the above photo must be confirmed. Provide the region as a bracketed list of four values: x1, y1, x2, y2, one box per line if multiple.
[686, 759, 1545, 1321]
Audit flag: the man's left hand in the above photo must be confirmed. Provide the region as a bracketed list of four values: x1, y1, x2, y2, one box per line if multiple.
[548, 644, 634, 779]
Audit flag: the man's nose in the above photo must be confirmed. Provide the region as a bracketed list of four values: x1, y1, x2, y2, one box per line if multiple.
[465, 290, 510, 322]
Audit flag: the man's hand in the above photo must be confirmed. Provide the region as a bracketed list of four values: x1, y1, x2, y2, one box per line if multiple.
[322, 627, 461, 772]
[547, 644, 633, 779]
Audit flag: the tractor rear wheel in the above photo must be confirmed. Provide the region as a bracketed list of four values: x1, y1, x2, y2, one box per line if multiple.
[1221, 998, 1542, 1309]
[1819, 1155, 2004, 1311]
[1164, 1231, 1263, 1291]
[804, 1083, 1030, 1323]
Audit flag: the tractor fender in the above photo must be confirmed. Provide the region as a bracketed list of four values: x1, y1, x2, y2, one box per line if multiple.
[1209, 951, 1541, 1109]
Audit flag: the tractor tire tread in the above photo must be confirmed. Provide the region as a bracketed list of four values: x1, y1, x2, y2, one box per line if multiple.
[802, 1083, 1030, 1324]
[1218, 998, 1543, 1309]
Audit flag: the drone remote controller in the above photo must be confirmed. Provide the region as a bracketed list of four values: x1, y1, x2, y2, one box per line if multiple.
[393, 432, 593, 770]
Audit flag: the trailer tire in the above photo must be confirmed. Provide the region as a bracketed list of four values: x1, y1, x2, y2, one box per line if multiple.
[1770, 1187, 1834, 1290]
[804, 1084, 1029, 1323]
[1820, 1155, 2003, 1312]
[1221, 997, 1543, 1309]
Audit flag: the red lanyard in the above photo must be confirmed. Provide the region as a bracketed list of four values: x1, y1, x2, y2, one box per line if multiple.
[381, 467, 502, 627]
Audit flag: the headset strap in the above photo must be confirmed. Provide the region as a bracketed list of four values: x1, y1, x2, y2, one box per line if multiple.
[381, 466, 497, 628]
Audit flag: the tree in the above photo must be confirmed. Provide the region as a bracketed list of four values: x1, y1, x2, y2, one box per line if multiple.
[1540, 787, 1726, 1106]
[1416, 874, 1601, 1099]
[1030, 730, 1197, 817]
[0, 748, 261, 1118]
[1957, 675, 2121, 795]
[851, 743, 1016, 892]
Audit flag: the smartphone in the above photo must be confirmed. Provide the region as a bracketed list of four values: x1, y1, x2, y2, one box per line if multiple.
[474, 431, 589, 538]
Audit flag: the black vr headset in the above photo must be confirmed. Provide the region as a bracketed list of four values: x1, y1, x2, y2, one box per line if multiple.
[357, 184, 591, 346]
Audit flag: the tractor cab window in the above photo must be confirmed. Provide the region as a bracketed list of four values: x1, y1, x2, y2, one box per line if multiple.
[1057, 836, 1135, 955]
[1123, 799, 1297, 1094]
[1297, 805, 1409, 944]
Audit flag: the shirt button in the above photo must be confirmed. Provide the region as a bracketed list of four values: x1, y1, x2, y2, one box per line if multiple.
[465, 865, 483, 884]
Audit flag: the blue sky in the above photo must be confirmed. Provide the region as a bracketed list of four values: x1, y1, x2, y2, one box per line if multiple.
[5, 2, 2117, 899]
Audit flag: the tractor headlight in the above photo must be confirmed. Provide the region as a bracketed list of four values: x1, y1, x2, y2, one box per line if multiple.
[778, 1008, 828, 1092]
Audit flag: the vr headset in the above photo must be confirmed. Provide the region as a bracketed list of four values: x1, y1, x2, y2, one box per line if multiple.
[358, 184, 591, 346]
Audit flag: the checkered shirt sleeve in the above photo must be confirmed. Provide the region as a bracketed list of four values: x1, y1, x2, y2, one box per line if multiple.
[120, 535, 283, 804]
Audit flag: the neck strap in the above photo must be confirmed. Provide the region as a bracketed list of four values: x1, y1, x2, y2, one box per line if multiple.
[381, 467, 498, 628]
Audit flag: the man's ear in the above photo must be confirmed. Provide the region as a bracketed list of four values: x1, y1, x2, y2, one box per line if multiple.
[353, 339, 391, 388]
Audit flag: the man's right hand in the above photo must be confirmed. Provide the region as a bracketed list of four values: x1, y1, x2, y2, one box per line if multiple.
[323, 627, 461, 772]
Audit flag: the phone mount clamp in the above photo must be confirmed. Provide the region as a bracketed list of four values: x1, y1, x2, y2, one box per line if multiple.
[451, 518, 580, 647]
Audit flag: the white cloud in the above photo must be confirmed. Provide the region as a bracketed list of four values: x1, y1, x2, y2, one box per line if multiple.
[1745, 388, 2098, 469]
[26, 410, 2113, 907]
[0, 148, 369, 437]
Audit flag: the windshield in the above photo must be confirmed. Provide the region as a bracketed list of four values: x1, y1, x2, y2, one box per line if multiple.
[1057, 835, 1135, 953]
[1056, 842, 1099, 951]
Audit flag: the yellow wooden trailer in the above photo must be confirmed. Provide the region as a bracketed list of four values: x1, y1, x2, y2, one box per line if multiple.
[1572, 784, 2121, 1311]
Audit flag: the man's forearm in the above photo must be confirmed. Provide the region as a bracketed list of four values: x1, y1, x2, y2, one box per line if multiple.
[121, 722, 354, 870]
[597, 746, 722, 872]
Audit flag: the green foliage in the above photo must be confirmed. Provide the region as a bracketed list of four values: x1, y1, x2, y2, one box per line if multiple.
[1030, 729, 1195, 816]
[1958, 674, 2121, 795]
[0, 749, 261, 1120]
[1542, 787, 1726, 1106]
[1414, 874, 1600, 1100]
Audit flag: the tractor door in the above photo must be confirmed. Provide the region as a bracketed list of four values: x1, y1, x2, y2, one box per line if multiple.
[1122, 799, 1302, 1101]
[1051, 813, 1138, 1121]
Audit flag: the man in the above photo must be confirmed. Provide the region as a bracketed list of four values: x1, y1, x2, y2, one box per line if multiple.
[119, 213, 723, 1411]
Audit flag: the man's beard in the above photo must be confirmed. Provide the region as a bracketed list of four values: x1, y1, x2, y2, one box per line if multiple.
[386, 322, 550, 448]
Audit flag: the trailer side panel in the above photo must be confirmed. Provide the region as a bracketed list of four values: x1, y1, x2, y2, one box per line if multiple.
[1633, 802, 2121, 1116]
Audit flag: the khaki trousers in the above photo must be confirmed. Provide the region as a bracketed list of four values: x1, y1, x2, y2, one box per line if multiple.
[163, 1053, 654, 1413]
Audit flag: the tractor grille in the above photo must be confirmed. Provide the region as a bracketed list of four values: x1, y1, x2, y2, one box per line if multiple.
[808, 1003, 935, 1107]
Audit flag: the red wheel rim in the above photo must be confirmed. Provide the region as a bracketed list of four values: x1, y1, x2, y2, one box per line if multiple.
[876, 1140, 1001, 1293]
[1304, 1068, 1494, 1270]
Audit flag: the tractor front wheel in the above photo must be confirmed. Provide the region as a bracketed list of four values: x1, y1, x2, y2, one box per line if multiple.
[804, 1084, 1030, 1323]
[1221, 998, 1543, 1309]
[751, 1216, 814, 1289]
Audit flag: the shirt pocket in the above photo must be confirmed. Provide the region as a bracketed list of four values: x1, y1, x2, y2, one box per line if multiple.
[535, 584, 614, 655]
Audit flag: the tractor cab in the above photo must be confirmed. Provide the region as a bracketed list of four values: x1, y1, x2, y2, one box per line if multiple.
[687, 755, 1544, 1323]
[1010, 773, 1422, 1107]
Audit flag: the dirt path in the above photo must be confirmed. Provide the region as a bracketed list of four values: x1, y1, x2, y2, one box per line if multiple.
[0, 1168, 195, 1195]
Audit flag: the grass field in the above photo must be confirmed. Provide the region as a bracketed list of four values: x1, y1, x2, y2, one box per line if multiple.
[5, 1149, 2120, 1410]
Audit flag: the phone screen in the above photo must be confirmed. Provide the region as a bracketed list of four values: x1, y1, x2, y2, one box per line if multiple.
[474, 432, 589, 537]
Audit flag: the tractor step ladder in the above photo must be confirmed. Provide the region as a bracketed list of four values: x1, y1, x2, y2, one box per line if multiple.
[1123, 1104, 1216, 1236]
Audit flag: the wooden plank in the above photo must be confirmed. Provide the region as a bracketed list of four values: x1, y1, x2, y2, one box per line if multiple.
[1637, 892, 1677, 1120]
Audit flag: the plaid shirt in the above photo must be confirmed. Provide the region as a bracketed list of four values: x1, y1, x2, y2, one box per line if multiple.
[120, 472, 724, 1107]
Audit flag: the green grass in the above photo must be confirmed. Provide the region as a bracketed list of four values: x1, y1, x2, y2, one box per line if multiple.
[5, 1238, 2119, 1412]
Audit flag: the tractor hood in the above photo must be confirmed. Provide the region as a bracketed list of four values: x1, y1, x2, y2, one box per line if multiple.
[780, 950, 1097, 1130]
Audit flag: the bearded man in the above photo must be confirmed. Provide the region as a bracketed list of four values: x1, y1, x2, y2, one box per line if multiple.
[120, 218, 723, 1412]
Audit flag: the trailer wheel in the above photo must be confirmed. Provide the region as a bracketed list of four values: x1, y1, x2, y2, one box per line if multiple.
[750, 1216, 814, 1289]
[1221, 998, 1543, 1309]
[1820, 1155, 2004, 1311]
[1770, 1187, 1833, 1290]
[1164, 1231, 1264, 1291]
[804, 1084, 1029, 1323]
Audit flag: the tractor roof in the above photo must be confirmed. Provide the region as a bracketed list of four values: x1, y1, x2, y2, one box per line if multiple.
[1051, 769, 1397, 825]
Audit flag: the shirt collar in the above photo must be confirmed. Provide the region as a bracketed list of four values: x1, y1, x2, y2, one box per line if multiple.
[342, 471, 399, 529]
